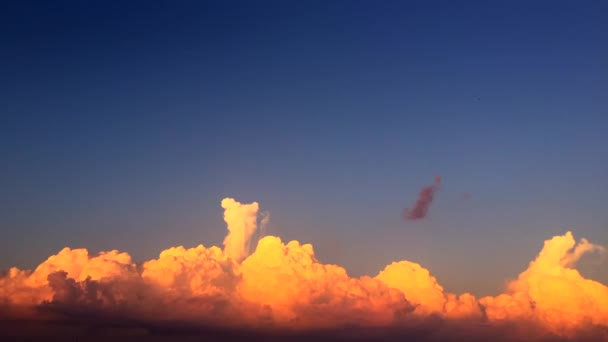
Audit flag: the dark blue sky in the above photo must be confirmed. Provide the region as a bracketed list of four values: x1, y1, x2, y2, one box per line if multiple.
[1, 1, 607, 295]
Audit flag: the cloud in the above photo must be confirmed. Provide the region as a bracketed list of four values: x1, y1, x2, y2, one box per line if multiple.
[403, 176, 442, 220]
[376, 260, 481, 319]
[1, 198, 607, 341]
[238, 236, 413, 328]
[221, 198, 263, 262]
[480, 232, 608, 336]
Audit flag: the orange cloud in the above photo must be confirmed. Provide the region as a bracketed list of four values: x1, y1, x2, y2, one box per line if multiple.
[222, 198, 263, 262]
[238, 236, 412, 328]
[480, 232, 608, 336]
[0, 198, 607, 341]
[376, 260, 481, 319]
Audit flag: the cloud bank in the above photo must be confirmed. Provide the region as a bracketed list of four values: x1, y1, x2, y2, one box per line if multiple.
[1, 198, 607, 341]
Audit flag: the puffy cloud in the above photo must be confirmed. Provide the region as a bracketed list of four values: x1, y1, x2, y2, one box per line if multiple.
[140, 244, 243, 323]
[375, 261, 481, 319]
[142, 244, 233, 296]
[30, 248, 135, 284]
[221, 198, 263, 262]
[0, 199, 607, 341]
[1, 247, 137, 312]
[238, 236, 413, 327]
[376, 261, 447, 315]
[480, 232, 608, 335]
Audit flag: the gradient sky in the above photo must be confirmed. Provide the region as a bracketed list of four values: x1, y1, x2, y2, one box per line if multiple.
[1, 0, 607, 296]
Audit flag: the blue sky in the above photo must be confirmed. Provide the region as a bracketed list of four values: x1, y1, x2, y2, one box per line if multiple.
[1, 0, 607, 295]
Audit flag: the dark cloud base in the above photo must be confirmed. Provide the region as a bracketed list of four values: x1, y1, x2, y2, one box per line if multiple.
[1, 318, 606, 342]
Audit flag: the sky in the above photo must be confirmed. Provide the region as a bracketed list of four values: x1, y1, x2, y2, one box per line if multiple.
[1, 0, 607, 298]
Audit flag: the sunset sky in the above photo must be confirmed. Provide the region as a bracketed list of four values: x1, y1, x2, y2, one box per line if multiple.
[1, 0, 607, 303]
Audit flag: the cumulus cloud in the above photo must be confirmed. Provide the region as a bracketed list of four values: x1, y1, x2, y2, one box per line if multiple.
[221, 198, 263, 262]
[376, 260, 481, 319]
[238, 236, 413, 328]
[480, 232, 608, 336]
[1, 198, 607, 341]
